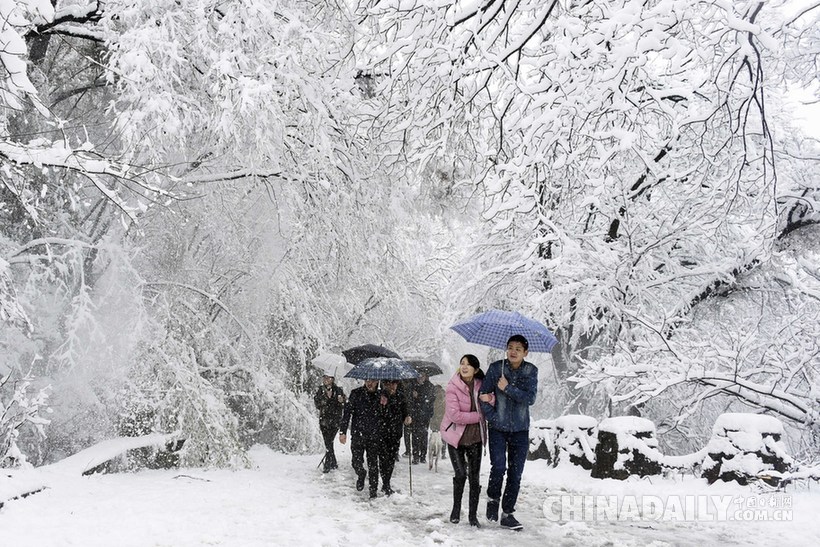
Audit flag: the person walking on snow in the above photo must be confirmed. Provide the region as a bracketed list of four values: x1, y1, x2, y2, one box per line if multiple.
[339, 379, 381, 498]
[408, 372, 435, 464]
[314, 374, 346, 473]
[377, 379, 411, 496]
[441, 354, 487, 527]
[479, 334, 538, 531]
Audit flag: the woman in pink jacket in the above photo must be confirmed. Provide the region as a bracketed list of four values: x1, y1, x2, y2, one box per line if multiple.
[440, 354, 487, 526]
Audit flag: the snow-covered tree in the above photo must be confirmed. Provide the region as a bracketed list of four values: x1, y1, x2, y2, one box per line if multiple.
[349, 0, 820, 441]
[3, 0, 454, 466]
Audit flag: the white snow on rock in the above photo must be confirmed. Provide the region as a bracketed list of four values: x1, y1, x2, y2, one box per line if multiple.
[712, 413, 785, 435]
[598, 416, 656, 435]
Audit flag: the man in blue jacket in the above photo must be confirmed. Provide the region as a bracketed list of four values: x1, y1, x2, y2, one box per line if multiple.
[479, 334, 538, 531]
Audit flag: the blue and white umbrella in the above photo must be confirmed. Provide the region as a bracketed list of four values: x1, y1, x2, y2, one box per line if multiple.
[344, 357, 419, 380]
[450, 309, 559, 353]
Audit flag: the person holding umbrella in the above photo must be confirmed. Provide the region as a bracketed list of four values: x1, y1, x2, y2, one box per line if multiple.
[339, 379, 382, 498]
[340, 357, 419, 498]
[451, 310, 556, 531]
[377, 379, 411, 495]
[478, 334, 538, 531]
[408, 372, 435, 465]
[314, 374, 346, 473]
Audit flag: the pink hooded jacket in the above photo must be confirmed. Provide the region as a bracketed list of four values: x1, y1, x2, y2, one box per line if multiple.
[440, 372, 487, 448]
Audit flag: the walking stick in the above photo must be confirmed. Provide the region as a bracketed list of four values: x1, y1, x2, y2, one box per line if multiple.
[317, 453, 326, 469]
[408, 432, 413, 496]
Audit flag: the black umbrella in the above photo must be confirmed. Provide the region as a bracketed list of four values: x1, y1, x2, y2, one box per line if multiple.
[407, 360, 443, 376]
[344, 357, 419, 380]
[342, 343, 400, 365]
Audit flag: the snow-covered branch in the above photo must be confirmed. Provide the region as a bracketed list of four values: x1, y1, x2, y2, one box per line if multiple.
[0, 433, 182, 508]
[140, 282, 257, 348]
[1, 140, 145, 183]
[0, 138, 173, 223]
[179, 170, 294, 185]
[43, 433, 181, 476]
[29, 1, 103, 40]
[695, 376, 815, 427]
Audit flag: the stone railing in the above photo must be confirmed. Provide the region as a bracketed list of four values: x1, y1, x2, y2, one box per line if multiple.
[701, 413, 793, 487]
[528, 412, 808, 486]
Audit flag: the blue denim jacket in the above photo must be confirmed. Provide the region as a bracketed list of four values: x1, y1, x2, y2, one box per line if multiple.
[479, 359, 538, 432]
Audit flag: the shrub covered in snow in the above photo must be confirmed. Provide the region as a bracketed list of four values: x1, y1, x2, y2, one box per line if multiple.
[0, 373, 50, 468]
[701, 413, 793, 486]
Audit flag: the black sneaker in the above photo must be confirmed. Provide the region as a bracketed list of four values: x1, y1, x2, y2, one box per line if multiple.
[369, 489, 378, 499]
[383, 486, 394, 496]
[500, 513, 523, 531]
[486, 499, 499, 521]
[356, 471, 366, 491]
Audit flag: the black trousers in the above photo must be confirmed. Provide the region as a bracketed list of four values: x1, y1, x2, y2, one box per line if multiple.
[379, 435, 401, 490]
[448, 442, 482, 490]
[320, 424, 338, 470]
[351, 435, 380, 493]
[409, 420, 430, 461]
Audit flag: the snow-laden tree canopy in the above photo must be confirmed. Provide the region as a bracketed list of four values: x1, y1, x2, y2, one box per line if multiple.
[349, 0, 820, 440]
[1, 0, 818, 467]
[1, 0, 451, 467]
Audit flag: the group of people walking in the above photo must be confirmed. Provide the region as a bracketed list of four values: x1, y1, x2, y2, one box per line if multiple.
[318, 372, 437, 498]
[314, 334, 538, 532]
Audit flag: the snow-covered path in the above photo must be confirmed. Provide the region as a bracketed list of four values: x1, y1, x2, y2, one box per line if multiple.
[2, 443, 818, 546]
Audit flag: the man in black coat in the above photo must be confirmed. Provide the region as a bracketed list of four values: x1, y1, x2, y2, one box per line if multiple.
[339, 379, 381, 498]
[408, 372, 435, 464]
[378, 380, 411, 495]
[314, 374, 346, 473]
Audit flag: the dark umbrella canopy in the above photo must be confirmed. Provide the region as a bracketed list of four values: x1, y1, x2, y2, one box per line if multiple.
[450, 309, 559, 353]
[407, 360, 443, 376]
[342, 344, 400, 365]
[344, 357, 419, 380]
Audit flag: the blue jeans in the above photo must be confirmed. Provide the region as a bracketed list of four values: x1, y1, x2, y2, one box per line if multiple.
[486, 429, 529, 514]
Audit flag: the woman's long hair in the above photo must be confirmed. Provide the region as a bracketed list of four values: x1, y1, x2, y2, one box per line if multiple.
[460, 354, 485, 380]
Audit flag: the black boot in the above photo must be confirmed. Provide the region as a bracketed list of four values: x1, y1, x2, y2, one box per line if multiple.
[486, 498, 499, 521]
[450, 477, 465, 523]
[468, 483, 481, 527]
[382, 477, 394, 496]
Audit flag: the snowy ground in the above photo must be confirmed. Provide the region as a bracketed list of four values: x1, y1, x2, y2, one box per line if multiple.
[2, 441, 819, 547]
